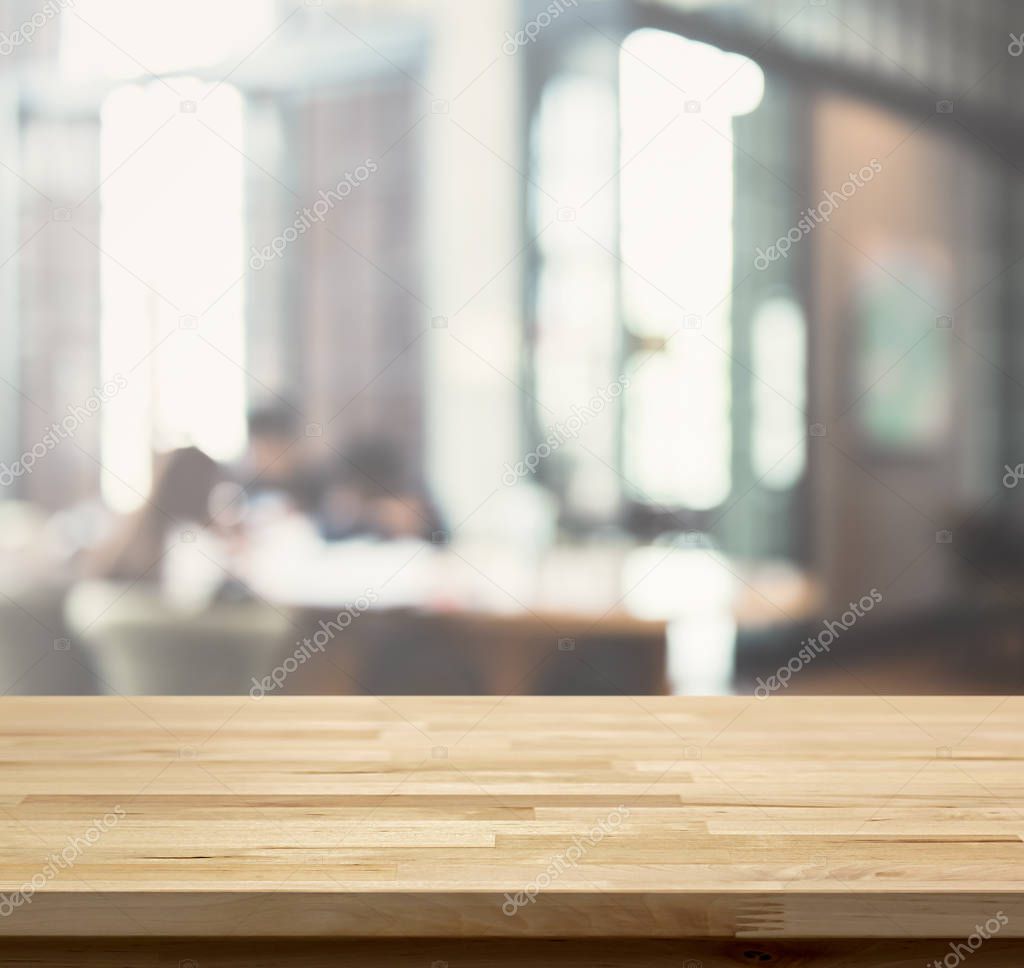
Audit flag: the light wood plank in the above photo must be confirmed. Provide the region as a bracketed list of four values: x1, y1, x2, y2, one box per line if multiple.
[0, 697, 1019, 938]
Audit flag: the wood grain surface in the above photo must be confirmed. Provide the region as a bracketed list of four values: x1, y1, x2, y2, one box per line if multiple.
[0, 696, 1020, 939]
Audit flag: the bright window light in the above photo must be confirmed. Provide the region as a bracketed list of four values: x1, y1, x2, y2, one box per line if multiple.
[61, 0, 277, 80]
[751, 296, 807, 488]
[620, 30, 764, 509]
[531, 73, 620, 516]
[99, 78, 246, 511]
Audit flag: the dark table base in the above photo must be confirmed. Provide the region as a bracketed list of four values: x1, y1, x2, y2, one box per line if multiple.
[2, 938, 1020, 966]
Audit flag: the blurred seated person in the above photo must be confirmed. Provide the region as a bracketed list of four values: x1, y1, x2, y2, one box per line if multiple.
[85, 447, 244, 608]
[238, 404, 321, 513]
[318, 436, 444, 542]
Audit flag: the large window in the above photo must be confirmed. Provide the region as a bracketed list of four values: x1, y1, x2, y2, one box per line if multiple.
[530, 70, 620, 518]
[99, 79, 247, 510]
[33, 0, 424, 510]
[58, 0, 276, 509]
[530, 25, 809, 547]
[619, 30, 764, 510]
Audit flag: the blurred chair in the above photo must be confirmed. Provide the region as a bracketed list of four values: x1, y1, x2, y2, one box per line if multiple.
[0, 502, 95, 693]
[65, 582, 291, 695]
[0, 585, 96, 694]
[358, 614, 485, 694]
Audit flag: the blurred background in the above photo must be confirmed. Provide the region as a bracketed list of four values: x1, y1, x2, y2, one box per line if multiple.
[1, 0, 1023, 697]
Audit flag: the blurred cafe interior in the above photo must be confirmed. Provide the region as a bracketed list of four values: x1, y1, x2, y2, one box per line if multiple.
[1, 0, 1023, 698]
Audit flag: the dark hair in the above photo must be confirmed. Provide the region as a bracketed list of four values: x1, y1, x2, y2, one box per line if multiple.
[247, 404, 299, 439]
[88, 446, 225, 582]
[152, 446, 223, 523]
[340, 437, 407, 496]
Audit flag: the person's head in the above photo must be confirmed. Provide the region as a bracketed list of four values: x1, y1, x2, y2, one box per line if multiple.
[87, 446, 225, 582]
[151, 446, 223, 524]
[246, 405, 301, 481]
[340, 436, 407, 497]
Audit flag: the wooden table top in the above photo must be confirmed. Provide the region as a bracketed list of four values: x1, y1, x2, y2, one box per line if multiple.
[0, 696, 1020, 938]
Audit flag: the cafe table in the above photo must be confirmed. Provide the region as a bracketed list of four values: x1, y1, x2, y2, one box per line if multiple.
[0, 696, 1020, 966]
[242, 538, 819, 695]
